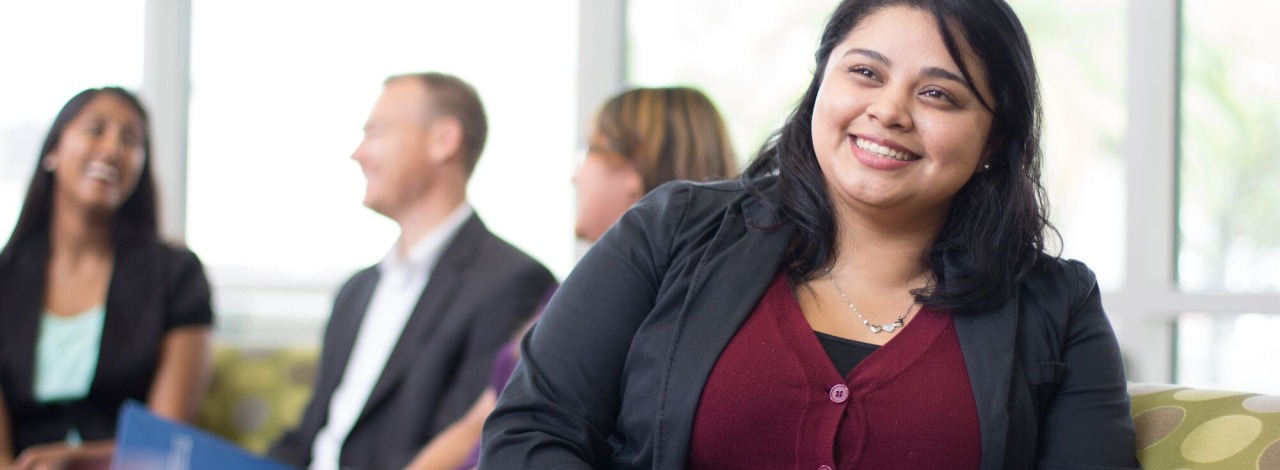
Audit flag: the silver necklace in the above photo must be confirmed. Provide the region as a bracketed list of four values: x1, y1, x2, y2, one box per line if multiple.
[826, 270, 916, 334]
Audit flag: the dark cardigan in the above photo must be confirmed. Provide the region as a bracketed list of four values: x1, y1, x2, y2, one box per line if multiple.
[481, 178, 1138, 469]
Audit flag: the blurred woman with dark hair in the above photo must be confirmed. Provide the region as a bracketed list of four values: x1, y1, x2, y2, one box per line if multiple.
[0, 87, 213, 470]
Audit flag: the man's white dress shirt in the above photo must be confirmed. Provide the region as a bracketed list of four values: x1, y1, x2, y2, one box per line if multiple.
[309, 203, 473, 470]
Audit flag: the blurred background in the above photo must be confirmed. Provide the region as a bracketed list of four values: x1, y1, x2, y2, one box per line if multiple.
[1, 0, 1276, 395]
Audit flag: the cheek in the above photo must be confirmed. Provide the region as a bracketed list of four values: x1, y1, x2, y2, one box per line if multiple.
[575, 173, 611, 211]
[123, 152, 146, 182]
[363, 137, 402, 166]
[918, 116, 989, 167]
[811, 83, 867, 156]
[576, 174, 630, 225]
[811, 85, 840, 139]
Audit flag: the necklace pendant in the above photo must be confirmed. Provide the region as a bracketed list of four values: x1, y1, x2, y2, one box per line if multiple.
[868, 318, 904, 334]
[827, 270, 915, 335]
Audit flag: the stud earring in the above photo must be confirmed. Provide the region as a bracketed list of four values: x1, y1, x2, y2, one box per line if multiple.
[41, 156, 57, 172]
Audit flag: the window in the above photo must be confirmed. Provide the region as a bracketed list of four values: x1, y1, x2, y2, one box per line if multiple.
[1178, 0, 1280, 293]
[0, 0, 146, 246]
[1176, 313, 1280, 393]
[1006, 0, 1127, 290]
[628, 0, 831, 166]
[186, 0, 579, 324]
[1170, 0, 1280, 393]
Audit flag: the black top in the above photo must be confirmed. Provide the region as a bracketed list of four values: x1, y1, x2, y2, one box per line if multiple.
[815, 332, 880, 377]
[0, 232, 213, 454]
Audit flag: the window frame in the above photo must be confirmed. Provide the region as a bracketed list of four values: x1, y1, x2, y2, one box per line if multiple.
[140, 0, 1280, 379]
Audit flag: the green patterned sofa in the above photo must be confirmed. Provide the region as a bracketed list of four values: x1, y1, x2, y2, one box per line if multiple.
[197, 347, 319, 454]
[194, 350, 1280, 467]
[1130, 383, 1280, 469]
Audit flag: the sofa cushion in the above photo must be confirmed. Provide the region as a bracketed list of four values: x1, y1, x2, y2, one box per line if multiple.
[1129, 383, 1280, 469]
[198, 347, 319, 454]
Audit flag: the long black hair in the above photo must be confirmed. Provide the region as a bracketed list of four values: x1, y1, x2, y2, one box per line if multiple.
[1, 87, 158, 262]
[744, 0, 1054, 313]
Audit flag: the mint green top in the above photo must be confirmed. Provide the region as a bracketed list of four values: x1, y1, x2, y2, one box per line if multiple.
[35, 305, 106, 404]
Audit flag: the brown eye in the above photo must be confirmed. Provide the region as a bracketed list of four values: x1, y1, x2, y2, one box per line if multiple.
[849, 66, 881, 82]
[84, 121, 105, 136]
[920, 88, 958, 106]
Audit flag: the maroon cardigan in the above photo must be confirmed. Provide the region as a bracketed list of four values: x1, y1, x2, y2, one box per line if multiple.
[688, 271, 980, 469]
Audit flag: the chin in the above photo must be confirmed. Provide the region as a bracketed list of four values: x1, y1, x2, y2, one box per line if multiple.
[362, 197, 389, 216]
[574, 225, 601, 244]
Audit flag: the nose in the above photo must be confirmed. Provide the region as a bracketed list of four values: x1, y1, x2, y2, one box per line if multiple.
[865, 88, 913, 131]
[99, 128, 127, 162]
[351, 139, 369, 164]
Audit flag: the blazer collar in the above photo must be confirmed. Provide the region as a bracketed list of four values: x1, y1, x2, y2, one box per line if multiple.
[94, 238, 157, 395]
[652, 193, 794, 468]
[356, 213, 487, 423]
[953, 289, 1019, 470]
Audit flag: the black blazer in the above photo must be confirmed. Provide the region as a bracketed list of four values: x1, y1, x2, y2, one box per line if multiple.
[0, 233, 214, 455]
[482, 179, 1139, 469]
[270, 214, 555, 470]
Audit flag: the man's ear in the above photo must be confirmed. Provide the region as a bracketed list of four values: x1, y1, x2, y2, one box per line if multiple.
[426, 116, 464, 165]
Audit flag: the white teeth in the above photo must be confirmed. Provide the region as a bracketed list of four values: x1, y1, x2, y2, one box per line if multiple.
[86, 162, 119, 183]
[855, 137, 916, 161]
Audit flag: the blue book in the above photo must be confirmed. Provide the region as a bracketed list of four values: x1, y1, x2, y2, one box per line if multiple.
[111, 401, 294, 470]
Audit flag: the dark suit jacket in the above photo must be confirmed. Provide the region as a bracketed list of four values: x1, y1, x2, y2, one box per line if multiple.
[482, 179, 1139, 469]
[270, 214, 555, 470]
[0, 233, 214, 454]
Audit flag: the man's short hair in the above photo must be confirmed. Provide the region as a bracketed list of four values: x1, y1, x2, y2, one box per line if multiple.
[387, 72, 488, 177]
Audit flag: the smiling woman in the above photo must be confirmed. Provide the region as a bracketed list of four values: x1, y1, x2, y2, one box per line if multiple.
[811, 8, 996, 225]
[0, 87, 213, 470]
[481, 0, 1138, 468]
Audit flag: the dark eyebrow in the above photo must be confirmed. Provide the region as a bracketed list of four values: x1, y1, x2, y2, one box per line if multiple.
[843, 48, 891, 66]
[922, 66, 971, 88]
[843, 47, 972, 88]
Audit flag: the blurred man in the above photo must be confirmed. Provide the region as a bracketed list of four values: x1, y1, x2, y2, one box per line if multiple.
[270, 73, 555, 470]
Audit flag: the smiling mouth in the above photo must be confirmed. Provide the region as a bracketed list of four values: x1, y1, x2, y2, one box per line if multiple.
[85, 161, 120, 184]
[854, 136, 920, 162]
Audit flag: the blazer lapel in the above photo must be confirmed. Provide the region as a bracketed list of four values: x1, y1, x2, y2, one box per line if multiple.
[314, 268, 380, 413]
[953, 292, 1019, 470]
[355, 215, 483, 423]
[653, 196, 794, 468]
[92, 239, 157, 396]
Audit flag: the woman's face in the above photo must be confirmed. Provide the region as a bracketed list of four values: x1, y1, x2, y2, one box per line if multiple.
[573, 133, 643, 243]
[48, 93, 147, 216]
[811, 6, 995, 222]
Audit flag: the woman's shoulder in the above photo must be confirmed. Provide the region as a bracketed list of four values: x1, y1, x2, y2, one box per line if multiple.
[644, 177, 748, 206]
[1025, 255, 1098, 292]
[1018, 255, 1102, 320]
[639, 176, 781, 228]
[120, 237, 209, 278]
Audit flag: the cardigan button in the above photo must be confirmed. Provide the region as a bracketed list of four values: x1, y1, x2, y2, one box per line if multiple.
[828, 384, 849, 403]
[818, 466, 834, 470]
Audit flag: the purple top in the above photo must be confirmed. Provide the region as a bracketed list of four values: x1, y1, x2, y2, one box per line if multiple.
[459, 285, 555, 470]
